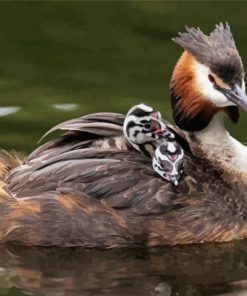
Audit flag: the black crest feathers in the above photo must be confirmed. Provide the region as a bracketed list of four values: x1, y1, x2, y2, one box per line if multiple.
[172, 23, 244, 84]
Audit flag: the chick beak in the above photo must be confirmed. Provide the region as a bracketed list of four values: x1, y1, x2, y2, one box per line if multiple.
[169, 175, 180, 186]
[216, 84, 247, 112]
[150, 119, 163, 134]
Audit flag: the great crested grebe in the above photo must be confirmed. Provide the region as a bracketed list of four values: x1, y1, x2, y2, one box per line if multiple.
[123, 103, 184, 185]
[0, 23, 247, 248]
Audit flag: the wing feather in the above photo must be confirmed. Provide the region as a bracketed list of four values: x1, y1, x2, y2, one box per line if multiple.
[4, 111, 246, 246]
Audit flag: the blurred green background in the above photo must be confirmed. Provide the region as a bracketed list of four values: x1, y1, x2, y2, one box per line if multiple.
[0, 1, 246, 153]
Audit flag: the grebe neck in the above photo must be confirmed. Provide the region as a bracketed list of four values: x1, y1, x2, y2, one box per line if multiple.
[189, 113, 247, 177]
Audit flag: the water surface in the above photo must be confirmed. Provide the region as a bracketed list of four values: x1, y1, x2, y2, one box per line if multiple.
[1, 242, 247, 296]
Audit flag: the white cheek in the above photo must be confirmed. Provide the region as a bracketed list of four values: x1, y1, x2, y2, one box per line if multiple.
[242, 79, 246, 92]
[193, 62, 235, 108]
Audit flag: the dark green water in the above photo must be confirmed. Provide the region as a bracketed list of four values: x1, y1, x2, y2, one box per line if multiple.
[1, 2, 247, 295]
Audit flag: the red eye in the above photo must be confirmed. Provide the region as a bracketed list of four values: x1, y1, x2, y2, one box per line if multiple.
[208, 74, 216, 83]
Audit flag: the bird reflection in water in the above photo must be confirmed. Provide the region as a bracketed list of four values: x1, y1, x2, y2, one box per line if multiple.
[0, 241, 247, 295]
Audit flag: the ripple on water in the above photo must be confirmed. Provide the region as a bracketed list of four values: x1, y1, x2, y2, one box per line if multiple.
[52, 104, 79, 111]
[0, 107, 21, 117]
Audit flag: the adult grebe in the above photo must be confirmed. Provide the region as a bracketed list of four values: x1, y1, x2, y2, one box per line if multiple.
[0, 23, 247, 248]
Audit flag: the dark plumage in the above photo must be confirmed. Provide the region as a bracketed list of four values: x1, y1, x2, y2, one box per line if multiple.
[0, 112, 245, 247]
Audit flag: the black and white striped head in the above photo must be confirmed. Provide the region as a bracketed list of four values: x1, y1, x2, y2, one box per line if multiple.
[153, 142, 184, 186]
[123, 104, 173, 151]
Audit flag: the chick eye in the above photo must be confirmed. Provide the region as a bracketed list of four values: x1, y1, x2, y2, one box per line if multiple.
[208, 74, 216, 84]
[144, 123, 151, 129]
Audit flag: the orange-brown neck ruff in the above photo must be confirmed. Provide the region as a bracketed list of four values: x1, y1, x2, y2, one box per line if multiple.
[170, 51, 239, 131]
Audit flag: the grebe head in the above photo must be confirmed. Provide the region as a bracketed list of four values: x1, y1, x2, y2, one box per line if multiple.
[171, 23, 247, 132]
[153, 142, 184, 186]
[123, 103, 174, 149]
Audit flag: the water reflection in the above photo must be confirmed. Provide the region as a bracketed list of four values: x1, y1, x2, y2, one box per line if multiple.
[52, 104, 79, 112]
[0, 106, 20, 117]
[1, 241, 247, 295]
